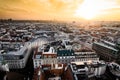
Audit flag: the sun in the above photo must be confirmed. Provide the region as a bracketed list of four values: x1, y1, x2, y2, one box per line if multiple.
[75, 7, 98, 20]
[74, 0, 102, 20]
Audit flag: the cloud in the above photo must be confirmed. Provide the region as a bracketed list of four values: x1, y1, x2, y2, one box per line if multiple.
[0, 7, 28, 13]
[0, 0, 81, 17]
[0, 0, 120, 20]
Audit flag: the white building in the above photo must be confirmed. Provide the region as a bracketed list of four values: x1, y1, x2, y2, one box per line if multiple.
[0, 45, 31, 69]
[33, 45, 57, 68]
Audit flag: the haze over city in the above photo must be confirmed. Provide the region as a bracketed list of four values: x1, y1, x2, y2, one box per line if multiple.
[0, 0, 120, 80]
[0, 0, 120, 21]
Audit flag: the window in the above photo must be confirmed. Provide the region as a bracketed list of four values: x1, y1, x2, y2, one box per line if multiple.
[60, 57, 62, 59]
[35, 63, 37, 65]
[44, 55, 47, 58]
[49, 55, 51, 58]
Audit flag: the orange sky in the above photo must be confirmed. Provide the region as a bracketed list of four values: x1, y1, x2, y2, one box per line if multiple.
[0, 0, 120, 21]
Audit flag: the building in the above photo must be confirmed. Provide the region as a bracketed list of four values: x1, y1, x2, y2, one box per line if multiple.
[92, 40, 120, 63]
[33, 44, 58, 68]
[69, 61, 106, 80]
[33, 39, 75, 68]
[75, 51, 99, 62]
[33, 39, 100, 67]
[0, 45, 31, 69]
[57, 49, 75, 64]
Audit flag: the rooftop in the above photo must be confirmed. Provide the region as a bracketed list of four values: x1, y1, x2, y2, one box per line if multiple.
[94, 42, 118, 51]
[57, 49, 74, 56]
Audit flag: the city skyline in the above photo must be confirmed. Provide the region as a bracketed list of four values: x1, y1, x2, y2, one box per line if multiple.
[0, 0, 120, 21]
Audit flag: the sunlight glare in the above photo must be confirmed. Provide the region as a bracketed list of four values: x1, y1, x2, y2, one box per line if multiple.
[74, 0, 119, 20]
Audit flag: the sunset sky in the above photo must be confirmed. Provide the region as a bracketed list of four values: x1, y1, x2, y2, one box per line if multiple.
[0, 0, 120, 21]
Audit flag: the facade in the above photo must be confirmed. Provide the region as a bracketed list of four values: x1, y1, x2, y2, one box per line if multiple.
[92, 40, 120, 63]
[0, 46, 31, 69]
[33, 45, 58, 68]
[41, 47, 57, 65]
[75, 51, 99, 62]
